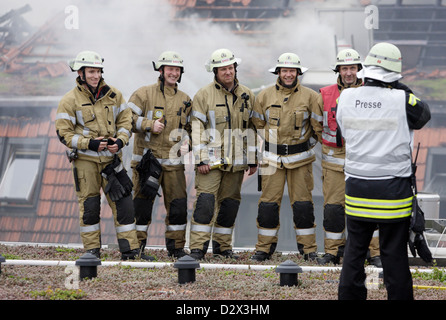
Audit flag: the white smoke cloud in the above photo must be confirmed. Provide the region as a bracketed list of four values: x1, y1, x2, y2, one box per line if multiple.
[1, 0, 357, 98]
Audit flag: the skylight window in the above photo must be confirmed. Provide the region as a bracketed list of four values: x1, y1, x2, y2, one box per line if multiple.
[0, 137, 47, 213]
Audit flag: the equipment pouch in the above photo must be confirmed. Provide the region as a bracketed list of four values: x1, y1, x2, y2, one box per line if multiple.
[410, 196, 425, 234]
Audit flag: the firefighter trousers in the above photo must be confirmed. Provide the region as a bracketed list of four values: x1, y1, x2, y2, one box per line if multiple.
[255, 163, 317, 255]
[73, 159, 139, 253]
[132, 167, 188, 252]
[322, 167, 380, 258]
[189, 169, 244, 253]
[339, 216, 413, 300]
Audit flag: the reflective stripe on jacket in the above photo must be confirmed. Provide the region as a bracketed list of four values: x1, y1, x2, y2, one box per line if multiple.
[252, 79, 321, 169]
[128, 80, 191, 170]
[191, 78, 256, 171]
[55, 78, 132, 163]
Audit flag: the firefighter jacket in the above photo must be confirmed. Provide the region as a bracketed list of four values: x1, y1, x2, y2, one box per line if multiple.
[128, 79, 191, 171]
[337, 81, 431, 221]
[252, 78, 322, 169]
[191, 78, 256, 172]
[317, 77, 362, 171]
[56, 77, 132, 163]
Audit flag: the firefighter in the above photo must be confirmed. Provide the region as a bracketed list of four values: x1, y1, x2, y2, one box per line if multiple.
[337, 42, 431, 300]
[250, 53, 322, 262]
[56, 51, 151, 260]
[128, 51, 192, 259]
[316, 49, 381, 267]
[189, 48, 257, 260]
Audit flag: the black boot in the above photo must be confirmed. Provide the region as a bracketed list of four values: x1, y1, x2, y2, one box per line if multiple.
[304, 252, 318, 261]
[121, 249, 155, 261]
[86, 248, 101, 259]
[250, 251, 271, 261]
[168, 248, 187, 259]
[214, 249, 239, 259]
[189, 249, 205, 260]
[317, 253, 340, 265]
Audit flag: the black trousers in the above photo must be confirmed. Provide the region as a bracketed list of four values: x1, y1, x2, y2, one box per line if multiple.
[338, 216, 413, 300]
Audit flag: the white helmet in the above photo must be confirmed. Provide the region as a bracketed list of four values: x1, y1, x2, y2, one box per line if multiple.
[333, 48, 362, 72]
[364, 42, 402, 73]
[205, 48, 241, 72]
[69, 51, 104, 71]
[152, 51, 184, 71]
[269, 52, 308, 75]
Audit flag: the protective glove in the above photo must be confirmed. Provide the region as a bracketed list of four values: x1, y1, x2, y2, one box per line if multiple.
[408, 230, 433, 263]
[115, 169, 133, 196]
[140, 175, 160, 199]
[103, 173, 127, 202]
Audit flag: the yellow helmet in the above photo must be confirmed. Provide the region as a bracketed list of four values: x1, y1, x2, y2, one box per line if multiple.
[269, 53, 308, 75]
[334, 48, 362, 72]
[205, 48, 241, 72]
[364, 42, 402, 73]
[152, 51, 184, 71]
[68, 51, 104, 71]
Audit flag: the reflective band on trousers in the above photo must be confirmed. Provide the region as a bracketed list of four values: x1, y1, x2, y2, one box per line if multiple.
[258, 228, 278, 237]
[295, 227, 316, 236]
[136, 225, 148, 232]
[325, 231, 345, 240]
[191, 224, 212, 234]
[116, 223, 136, 234]
[166, 224, 187, 232]
[345, 194, 413, 219]
[80, 223, 100, 233]
[191, 224, 232, 235]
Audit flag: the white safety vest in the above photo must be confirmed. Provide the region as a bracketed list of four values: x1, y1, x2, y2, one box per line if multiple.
[337, 86, 413, 179]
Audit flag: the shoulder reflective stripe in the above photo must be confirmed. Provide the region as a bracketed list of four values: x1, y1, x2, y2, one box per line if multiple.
[408, 93, 420, 106]
[56, 112, 76, 125]
[128, 101, 142, 115]
[116, 223, 136, 234]
[191, 110, 207, 123]
[80, 223, 100, 233]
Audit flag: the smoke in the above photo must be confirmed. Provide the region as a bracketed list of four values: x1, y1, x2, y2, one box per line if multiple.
[2, 0, 344, 98]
